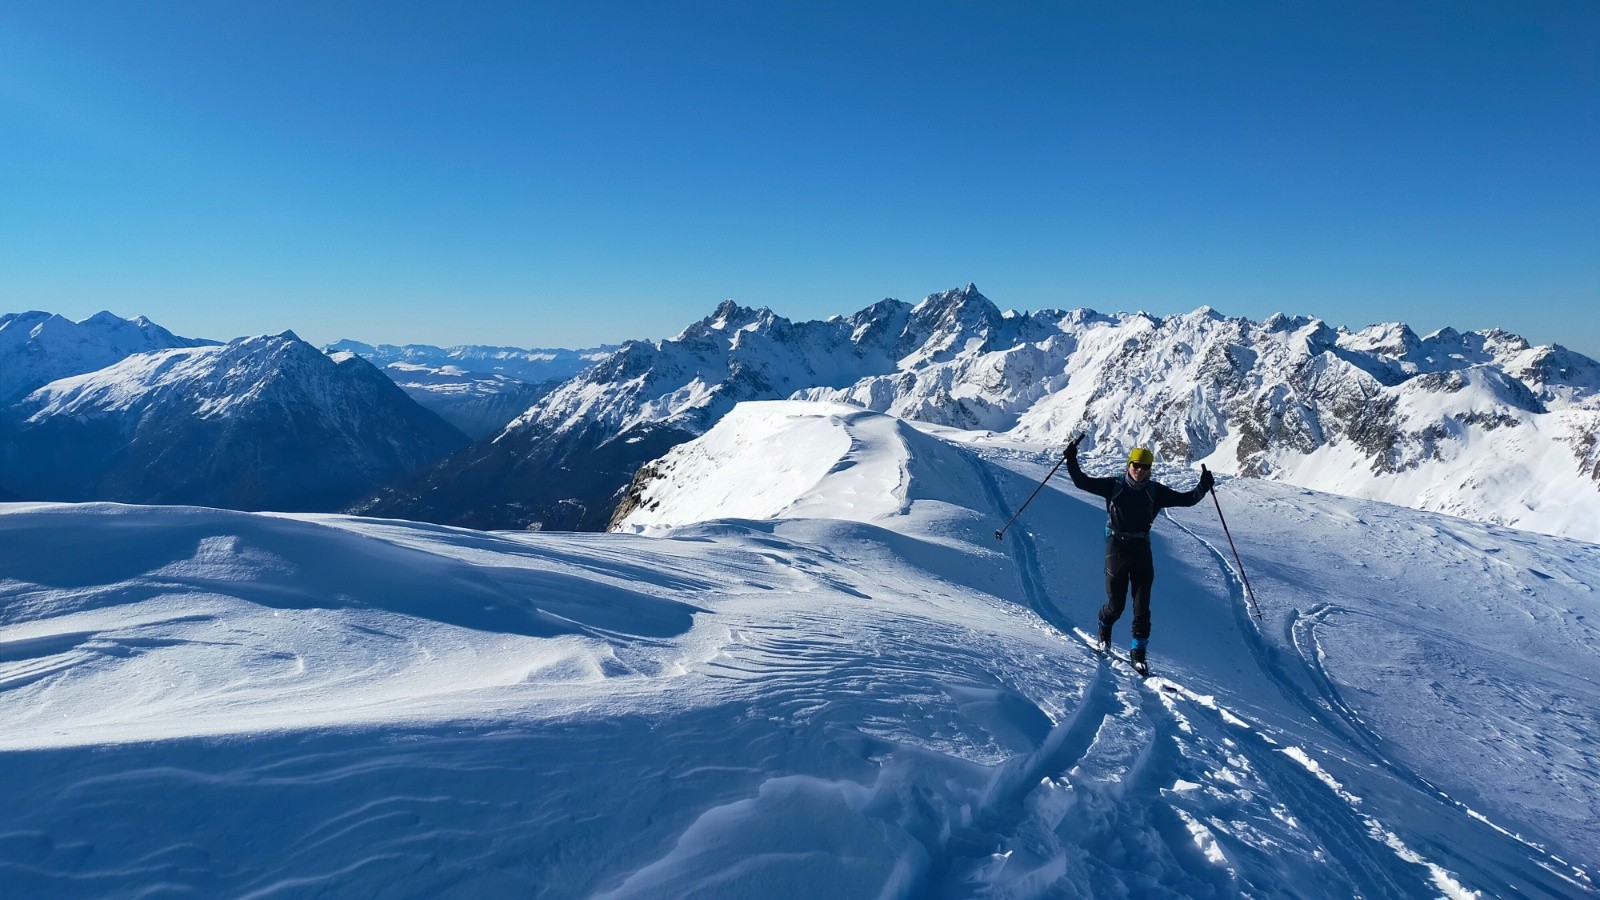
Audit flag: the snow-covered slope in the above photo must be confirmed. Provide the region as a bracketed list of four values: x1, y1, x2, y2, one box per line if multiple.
[4, 400, 1596, 897]
[0, 334, 467, 510]
[0, 310, 214, 404]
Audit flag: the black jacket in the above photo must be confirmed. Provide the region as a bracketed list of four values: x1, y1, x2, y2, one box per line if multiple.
[1066, 446, 1207, 536]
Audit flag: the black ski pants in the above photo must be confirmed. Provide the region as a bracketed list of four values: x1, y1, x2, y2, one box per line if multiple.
[1099, 535, 1154, 642]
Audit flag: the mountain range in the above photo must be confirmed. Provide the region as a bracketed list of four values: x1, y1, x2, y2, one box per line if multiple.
[5, 289, 1598, 541]
[0, 314, 466, 510]
[324, 339, 614, 438]
[360, 285, 1600, 541]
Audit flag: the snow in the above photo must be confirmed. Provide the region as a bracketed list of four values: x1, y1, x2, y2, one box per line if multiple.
[4, 399, 1599, 897]
[0, 310, 212, 404]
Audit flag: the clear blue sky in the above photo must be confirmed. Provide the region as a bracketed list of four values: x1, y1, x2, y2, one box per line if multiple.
[3, 1, 1597, 356]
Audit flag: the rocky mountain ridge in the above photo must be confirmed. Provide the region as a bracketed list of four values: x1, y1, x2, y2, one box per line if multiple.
[366, 285, 1600, 539]
[7, 296, 1596, 540]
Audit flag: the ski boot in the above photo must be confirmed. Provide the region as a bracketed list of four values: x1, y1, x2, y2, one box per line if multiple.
[1096, 624, 1112, 654]
[1129, 643, 1150, 677]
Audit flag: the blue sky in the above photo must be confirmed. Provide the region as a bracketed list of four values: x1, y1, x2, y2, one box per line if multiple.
[2, 2, 1596, 356]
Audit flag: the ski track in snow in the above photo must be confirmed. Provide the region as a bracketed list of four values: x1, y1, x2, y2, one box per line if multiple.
[1161, 502, 1596, 897]
[4, 403, 1600, 898]
[954, 449, 1473, 897]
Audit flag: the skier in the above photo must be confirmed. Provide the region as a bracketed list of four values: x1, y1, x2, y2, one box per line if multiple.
[1065, 436, 1213, 675]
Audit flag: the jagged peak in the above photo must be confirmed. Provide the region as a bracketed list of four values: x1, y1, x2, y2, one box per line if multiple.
[671, 299, 778, 343]
[1179, 305, 1225, 322]
[1263, 312, 1309, 332]
[1260, 312, 1335, 343]
[1473, 327, 1531, 354]
[1342, 321, 1423, 357]
[228, 331, 280, 343]
[913, 283, 994, 313]
[852, 297, 912, 319]
[710, 298, 749, 321]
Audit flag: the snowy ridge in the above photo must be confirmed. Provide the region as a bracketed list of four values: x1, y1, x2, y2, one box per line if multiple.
[30, 332, 347, 421]
[0, 309, 214, 404]
[4, 400, 1596, 896]
[612, 400, 916, 530]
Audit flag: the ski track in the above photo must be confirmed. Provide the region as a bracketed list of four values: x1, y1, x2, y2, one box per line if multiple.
[1289, 603, 1598, 893]
[970, 450, 1061, 630]
[970, 447, 1584, 897]
[7, 424, 1599, 898]
[965, 450, 1389, 896]
[1164, 508, 1597, 897]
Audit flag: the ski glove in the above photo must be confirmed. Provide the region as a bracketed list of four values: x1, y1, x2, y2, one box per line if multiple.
[1198, 465, 1214, 494]
[1064, 434, 1083, 458]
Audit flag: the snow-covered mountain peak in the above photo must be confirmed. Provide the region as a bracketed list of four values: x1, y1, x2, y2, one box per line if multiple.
[845, 297, 914, 346]
[672, 300, 777, 345]
[898, 283, 1007, 366]
[22, 332, 355, 421]
[0, 309, 214, 403]
[908, 283, 998, 325]
[83, 310, 130, 328]
[1172, 305, 1226, 326]
[5, 328, 466, 511]
[1507, 343, 1600, 401]
[1341, 321, 1422, 357]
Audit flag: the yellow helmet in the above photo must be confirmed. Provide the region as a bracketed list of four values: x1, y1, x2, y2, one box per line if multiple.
[1127, 447, 1154, 466]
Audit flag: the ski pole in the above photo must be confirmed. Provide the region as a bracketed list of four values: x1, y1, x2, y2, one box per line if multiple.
[994, 436, 1077, 540]
[1209, 485, 1263, 620]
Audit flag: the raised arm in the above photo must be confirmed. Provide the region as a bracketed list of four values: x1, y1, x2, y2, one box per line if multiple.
[1158, 465, 1214, 509]
[1065, 436, 1115, 499]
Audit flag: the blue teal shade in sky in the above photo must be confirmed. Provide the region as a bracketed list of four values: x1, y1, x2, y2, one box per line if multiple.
[2, 1, 1596, 356]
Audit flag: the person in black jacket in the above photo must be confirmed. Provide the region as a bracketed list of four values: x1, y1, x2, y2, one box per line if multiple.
[1065, 436, 1213, 674]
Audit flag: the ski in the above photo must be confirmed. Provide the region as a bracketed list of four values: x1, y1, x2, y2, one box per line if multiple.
[1073, 627, 1176, 690]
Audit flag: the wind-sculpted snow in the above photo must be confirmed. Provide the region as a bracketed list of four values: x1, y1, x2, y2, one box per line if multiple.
[4, 400, 1598, 897]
